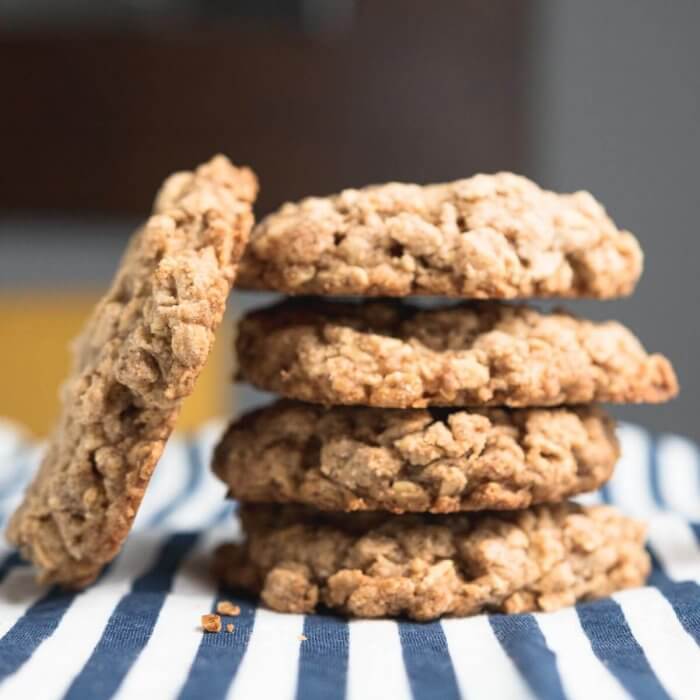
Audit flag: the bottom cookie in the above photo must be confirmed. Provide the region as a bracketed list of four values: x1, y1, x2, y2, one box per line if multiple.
[214, 503, 649, 621]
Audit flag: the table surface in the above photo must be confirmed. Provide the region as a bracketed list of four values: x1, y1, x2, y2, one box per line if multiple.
[0, 418, 699, 700]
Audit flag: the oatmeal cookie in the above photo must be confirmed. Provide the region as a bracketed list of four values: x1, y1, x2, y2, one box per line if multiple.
[214, 503, 649, 620]
[236, 299, 678, 408]
[213, 401, 618, 512]
[7, 155, 257, 587]
[236, 173, 642, 298]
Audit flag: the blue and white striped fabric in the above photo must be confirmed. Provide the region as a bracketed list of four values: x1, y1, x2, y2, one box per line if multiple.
[1, 418, 699, 700]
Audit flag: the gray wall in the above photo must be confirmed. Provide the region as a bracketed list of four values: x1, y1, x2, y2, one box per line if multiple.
[529, 1, 700, 439]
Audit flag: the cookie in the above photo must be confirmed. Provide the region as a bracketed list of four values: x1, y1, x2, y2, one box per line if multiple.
[214, 503, 649, 620]
[235, 173, 642, 298]
[235, 299, 678, 408]
[7, 155, 258, 587]
[213, 401, 618, 513]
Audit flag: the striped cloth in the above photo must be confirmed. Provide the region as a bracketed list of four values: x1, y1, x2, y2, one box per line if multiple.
[0, 420, 699, 700]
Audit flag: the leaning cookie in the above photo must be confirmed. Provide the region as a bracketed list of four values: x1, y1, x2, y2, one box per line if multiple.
[213, 400, 618, 513]
[7, 155, 258, 587]
[214, 503, 649, 620]
[236, 172, 642, 299]
[236, 299, 678, 409]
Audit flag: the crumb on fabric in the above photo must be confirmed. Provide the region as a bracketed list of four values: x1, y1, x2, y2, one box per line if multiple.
[226, 623, 235, 633]
[299, 634, 308, 641]
[217, 600, 241, 616]
[202, 614, 222, 633]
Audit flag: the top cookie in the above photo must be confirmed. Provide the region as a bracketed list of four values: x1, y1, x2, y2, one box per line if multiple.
[236, 299, 678, 409]
[7, 155, 257, 587]
[236, 173, 643, 298]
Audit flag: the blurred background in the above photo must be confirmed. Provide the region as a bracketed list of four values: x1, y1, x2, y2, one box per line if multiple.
[0, 1, 698, 440]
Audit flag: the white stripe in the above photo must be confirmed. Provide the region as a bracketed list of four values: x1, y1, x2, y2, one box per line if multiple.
[574, 490, 604, 506]
[113, 522, 235, 700]
[133, 435, 190, 528]
[442, 615, 533, 699]
[609, 424, 656, 516]
[194, 419, 227, 464]
[536, 607, 629, 700]
[0, 444, 43, 521]
[0, 534, 165, 700]
[172, 463, 228, 531]
[0, 491, 26, 531]
[657, 434, 700, 519]
[228, 609, 304, 700]
[614, 587, 700, 700]
[648, 513, 700, 582]
[347, 620, 411, 700]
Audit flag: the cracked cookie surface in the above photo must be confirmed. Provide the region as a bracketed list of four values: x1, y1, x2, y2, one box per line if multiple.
[236, 172, 643, 298]
[236, 299, 678, 408]
[7, 155, 257, 587]
[214, 503, 649, 620]
[214, 401, 618, 512]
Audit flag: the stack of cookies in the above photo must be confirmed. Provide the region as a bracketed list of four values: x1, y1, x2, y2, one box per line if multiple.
[212, 173, 678, 620]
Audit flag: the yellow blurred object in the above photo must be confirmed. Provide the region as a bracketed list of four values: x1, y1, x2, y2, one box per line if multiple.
[0, 292, 232, 437]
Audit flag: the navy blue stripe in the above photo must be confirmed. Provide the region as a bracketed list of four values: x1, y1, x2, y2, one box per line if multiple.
[295, 613, 349, 700]
[177, 594, 257, 700]
[0, 551, 24, 585]
[648, 435, 664, 507]
[647, 548, 700, 647]
[0, 587, 78, 682]
[62, 532, 200, 700]
[489, 614, 566, 700]
[688, 522, 700, 544]
[398, 621, 460, 700]
[577, 597, 671, 700]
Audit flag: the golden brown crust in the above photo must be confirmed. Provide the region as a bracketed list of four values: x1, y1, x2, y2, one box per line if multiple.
[213, 401, 618, 513]
[236, 299, 678, 409]
[236, 173, 643, 299]
[214, 503, 650, 620]
[6, 155, 257, 587]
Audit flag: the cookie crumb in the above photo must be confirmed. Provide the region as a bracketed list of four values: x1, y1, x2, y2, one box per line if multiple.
[217, 601, 241, 616]
[226, 623, 235, 633]
[201, 614, 222, 633]
[299, 634, 308, 641]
